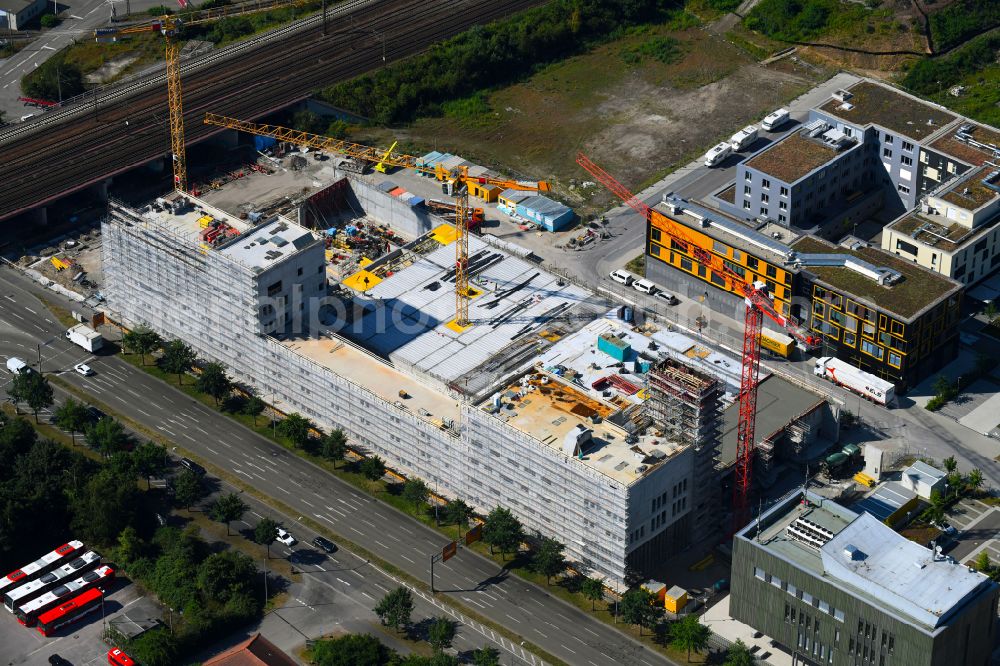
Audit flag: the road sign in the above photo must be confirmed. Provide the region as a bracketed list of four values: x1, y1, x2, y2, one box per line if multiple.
[442, 541, 457, 562]
[465, 523, 482, 546]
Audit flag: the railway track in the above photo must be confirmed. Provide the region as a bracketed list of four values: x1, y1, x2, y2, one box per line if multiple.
[0, 0, 545, 222]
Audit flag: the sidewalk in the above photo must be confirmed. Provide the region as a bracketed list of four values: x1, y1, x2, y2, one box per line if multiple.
[701, 595, 792, 666]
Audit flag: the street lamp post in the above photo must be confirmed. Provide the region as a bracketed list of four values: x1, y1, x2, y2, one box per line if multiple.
[36, 337, 54, 374]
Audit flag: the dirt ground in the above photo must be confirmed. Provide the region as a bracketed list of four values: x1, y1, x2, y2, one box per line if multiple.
[361, 23, 828, 216]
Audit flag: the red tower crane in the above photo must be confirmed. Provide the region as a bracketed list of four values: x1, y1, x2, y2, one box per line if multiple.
[577, 153, 819, 529]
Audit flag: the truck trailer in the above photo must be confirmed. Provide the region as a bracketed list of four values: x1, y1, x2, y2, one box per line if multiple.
[813, 357, 895, 407]
[65, 324, 104, 353]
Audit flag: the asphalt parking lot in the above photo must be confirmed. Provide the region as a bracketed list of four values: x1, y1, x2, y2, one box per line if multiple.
[944, 498, 1000, 564]
[3, 577, 144, 666]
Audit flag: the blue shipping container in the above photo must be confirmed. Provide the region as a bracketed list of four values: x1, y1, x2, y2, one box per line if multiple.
[254, 136, 278, 152]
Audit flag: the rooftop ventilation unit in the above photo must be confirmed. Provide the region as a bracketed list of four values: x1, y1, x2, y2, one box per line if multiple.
[271, 236, 289, 247]
[804, 119, 827, 138]
[832, 89, 853, 103]
[786, 516, 835, 549]
[838, 102, 855, 112]
[877, 268, 904, 286]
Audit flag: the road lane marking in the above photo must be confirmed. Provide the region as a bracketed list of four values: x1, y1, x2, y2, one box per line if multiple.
[362, 591, 373, 599]
[350, 526, 363, 535]
[301, 499, 314, 508]
[584, 627, 599, 637]
[561, 645, 576, 654]
[336, 577, 351, 586]
[135, 407, 152, 417]
[25, 307, 37, 315]
[463, 596, 485, 609]
[276, 485, 290, 494]
[374, 539, 388, 549]
[505, 613, 521, 623]
[315, 513, 335, 525]
[400, 554, 415, 564]
[206, 446, 219, 454]
[534, 629, 547, 638]
[327, 506, 346, 518]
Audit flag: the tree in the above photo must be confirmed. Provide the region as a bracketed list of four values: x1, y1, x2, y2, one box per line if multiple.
[40, 14, 58, 28]
[724, 639, 755, 666]
[254, 517, 279, 558]
[197, 550, 257, 602]
[933, 375, 955, 399]
[116, 525, 143, 567]
[278, 412, 313, 448]
[373, 586, 413, 632]
[977, 550, 992, 573]
[443, 498, 472, 539]
[311, 633, 392, 666]
[427, 616, 455, 652]
[84, 416, 130, 457]
[968, 468, 985, 494]
[985, 301, 998, 322]
[471, 646, 501, 666]
[159, 339, 196, 384]
[671, 614, 710, 662]
[242, 393, 266, 425]
[132, 441, 168, 488]
[402, 477, 429, 508]
[581, 577, 605, 611]
[127, 627, 178, 666]
[124, 325, 162, 365]
[482, 505, 524, 558]
[360, 455, 386, 483]
[210, 492, 249, 535]
[10, 371, 54, 423]
[943, 455, 957, 474]
[174, 469, 205, 510]
[321, 429, 348, 467]
[54, 397, 89, 444]
[621, 587, 655, 634]
[196, 362, 232, 406]
[70, 467, 139, 545]
[533, 537, 566, 585]
[22, 57, 83, 101]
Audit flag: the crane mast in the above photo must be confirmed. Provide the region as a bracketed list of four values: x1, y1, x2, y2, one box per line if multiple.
[203, 114, 549, 329]
[576, 152, 816, 530]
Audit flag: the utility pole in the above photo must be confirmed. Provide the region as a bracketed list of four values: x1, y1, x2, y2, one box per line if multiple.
[321, 0, 326, 35]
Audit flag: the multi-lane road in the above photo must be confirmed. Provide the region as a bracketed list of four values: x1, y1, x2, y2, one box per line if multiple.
[0, 264, 672, 666]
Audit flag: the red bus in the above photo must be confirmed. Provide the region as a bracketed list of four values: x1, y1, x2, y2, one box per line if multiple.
[4, 550, 101, 612]
[108, 648, 136, 666]
[36, 587, 103, 636]
[17, 565, 114, 626]
[0, 541, 84, 598]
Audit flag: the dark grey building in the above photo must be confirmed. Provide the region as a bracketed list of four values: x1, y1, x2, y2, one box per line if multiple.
[732, 490, 998, 666]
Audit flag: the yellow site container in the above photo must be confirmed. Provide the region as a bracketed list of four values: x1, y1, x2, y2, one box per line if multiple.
[665, 586, 687, 613]
[853, 471, 876, 487]
[197, 215, 214, 228]
[642, 580, 666, 604]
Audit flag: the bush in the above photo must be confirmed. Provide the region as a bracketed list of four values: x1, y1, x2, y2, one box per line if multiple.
[40, 14, 59, 28]
[743, 0, 847, 41]
[318, 0, 683, 124]
[21, 53, 84, 103]
[146, 5, 173, 15]
[621, 36, 684, 65]
[902, 33, 1000, 95]
[929, 0, 1000, 52]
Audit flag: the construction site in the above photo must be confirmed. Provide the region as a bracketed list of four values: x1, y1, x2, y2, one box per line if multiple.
[95, 127, 840, 581]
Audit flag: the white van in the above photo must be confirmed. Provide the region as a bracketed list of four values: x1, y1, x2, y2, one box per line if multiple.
[730, 125, 759, 151]
[704, 142, 732, 168]
[609, 269, 635, 286]
[6, 357, 29, 374]
[761, 108, 790, 131]
[632, 278, 657, 295]
[20, 113, 35, 122]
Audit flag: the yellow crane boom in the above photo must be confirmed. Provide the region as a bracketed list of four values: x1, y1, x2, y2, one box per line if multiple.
[203, 112, 550, 327]
[374, 140, 398, 174]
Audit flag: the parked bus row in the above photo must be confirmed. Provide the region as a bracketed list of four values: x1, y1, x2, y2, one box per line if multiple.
[0, 540, 115, 633]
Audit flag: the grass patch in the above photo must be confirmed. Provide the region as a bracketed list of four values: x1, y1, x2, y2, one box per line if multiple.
[0, 401, 102, 462]
[626, 254, 646, 274]
[928, 0, 1000, 53]
[725, 30, 772, 60]
[744, 0, 875, 43]
[621, 35, 686, 65]
[37, 294, 80, 328]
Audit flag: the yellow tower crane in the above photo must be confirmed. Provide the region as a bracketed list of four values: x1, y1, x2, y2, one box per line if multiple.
[95, 0, 313, 193]
[203, 112, 550, 328]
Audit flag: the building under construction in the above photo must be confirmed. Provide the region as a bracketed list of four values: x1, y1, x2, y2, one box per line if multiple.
[647, 359, 723, 547]
[101, 166, 749, 583]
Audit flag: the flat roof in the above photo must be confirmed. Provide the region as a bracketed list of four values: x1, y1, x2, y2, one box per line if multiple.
[822, 512, 989, 629]
[480, 372, 690, 485]
[219, 219, 318, 272]
[790, 236, 962, 320]
[654, 197, 795, 265]
[143, 193, 251, 244]
[818, 80, 957, 141]
[744, 132, 841, 184]
[938, 165, 1000, 210]
[281, 335, 461, 429]
[905, 460, 946, 484]
[888, 212, 978, 251]
[719, 374, 824, 468]
[741, 490, 994, 632]
[341, 233, 598, 393]
[929, 123, 1000, 167]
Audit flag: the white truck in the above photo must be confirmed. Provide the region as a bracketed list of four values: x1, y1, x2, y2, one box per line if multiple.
[814, 357, 895, 407]
[65, 324, 104, 353]
[729, 125, 759, 152]
[704, 142, 732, 168]
[6, 357, 29, 374]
